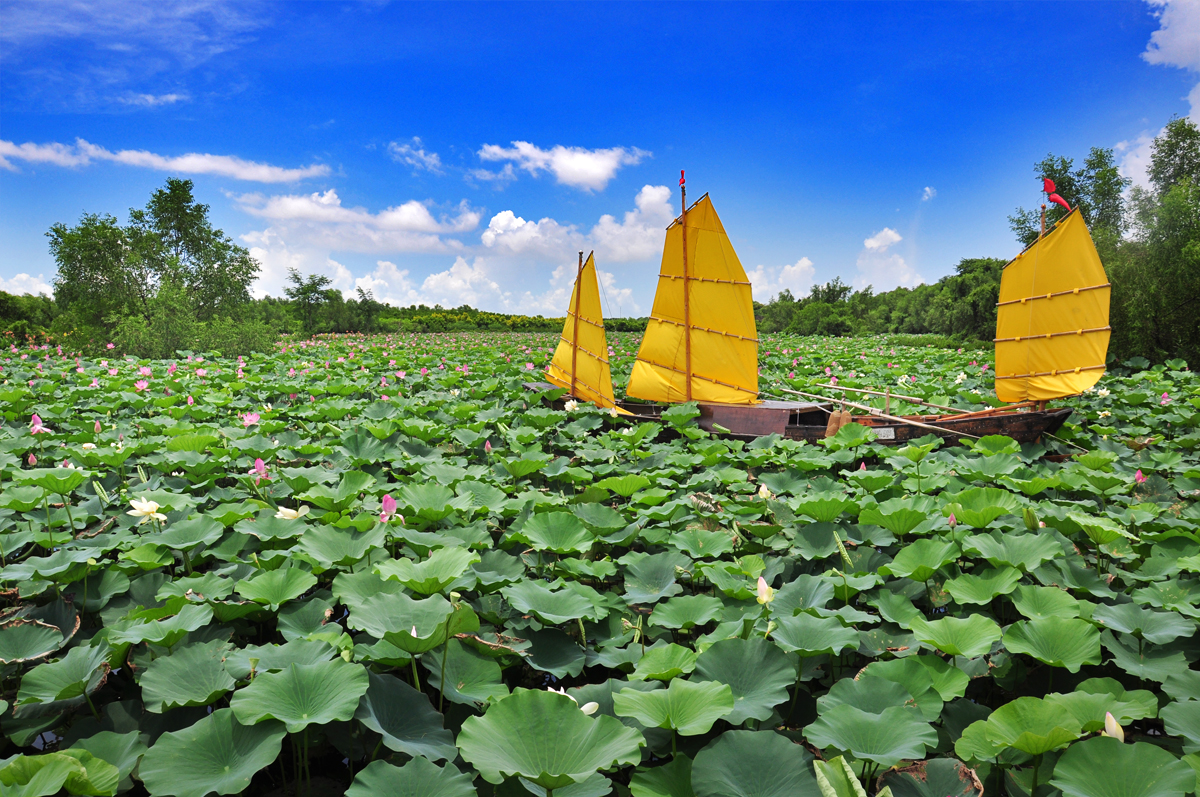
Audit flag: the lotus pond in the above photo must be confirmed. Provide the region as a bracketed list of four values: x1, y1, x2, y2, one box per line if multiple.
[1, 332, 1198, 797]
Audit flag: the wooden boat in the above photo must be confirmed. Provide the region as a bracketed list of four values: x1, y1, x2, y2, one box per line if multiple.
[538, 179, 1108, 446]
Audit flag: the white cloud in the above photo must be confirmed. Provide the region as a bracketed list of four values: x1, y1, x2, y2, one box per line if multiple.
[0, 272, 54, 296]
[116, 92, 188, 107]
[855, 228, 922, 290]
[1119, 1, 1200, 187]
[388, 137, 443, 174]
[466, 164, 517, 185]
[0, 137, 329, 182]
[922, 186, 936, 201]
[480, 210, 579, 259]
[478, 141, 649, 191]
[243, 228, 355, 299]
[589, 184, 675, 261]
[237, 189, 478, 233]
[863, 227, 903, 251]
[747, 258, 816, 301]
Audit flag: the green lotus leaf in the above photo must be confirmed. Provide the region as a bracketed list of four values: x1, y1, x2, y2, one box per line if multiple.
[942, 486, 1022, 528]
[596, 475, 652, 497]
[230, 659, 369, 733]
[119, 543, 174, 570]
[793, 492, 859, 523]
[945, 566, 1022, 605]
[0, 484, 46, 512]
[68, 730, 148, 789]
[503, 579, 600, 625]
[1050, 737, 1194, 797]
[669, 528, 735, 559]
[1164, 671, 1200, 702]
[457, 688, 645, 790]
[983, 696, 1081, 755]
[1161, 700, 1200, 754]
[773, 574, 834, 615]
[1093, 602, 1196, 644]
[631, 643, 698, 681]
[14, 641, 110, 718]
[1004, 617, 1101, 672]
[140, 639, 236, 712]
[692, 637, 795, 725]
[502, 453, 553, 480]
[614, 678, 733, 735]
[1010, 584, 1081, 620]
[805, 704, 938, 767]
[817, 675, 917, 716]
[962, 530, 1062, 571]
[154, 515, 225, 551]
[1070, 511, 1138, 545]
[1048, 690, 1157, 734]
[377, 546, 480, 594]
[353, 670, 458, 761]
[0, 619, 67, 665]
[345, 757, 476, 797]
[0, 749, 119, 797]
[513, 511, 596, 554]
[422, 639, 510, 704]
[879, 757, 983, 796]
[858, 495, 936, 535]
[880, 537, 960, 582]
[771, 612, 860, 657]
[867, 652, 968, 703]
[629, 755, 694, 797]
[472, 549, 527, 591]
[108, 603, 213, 647]
[910, 614, 1001, 658]
[139, 708, 286, 797]
[621, 551, 690, 605]
[234, 567, 317, 611]
[18, 467, 90, 495]
[691, 730, 820, 797]
[650, 595, 724, 630]
[223, 639, 337, 679]
[954, 719, 1005, 763]
[814, 755, 871, 797]
[234, 511, 307, 541]
[526, 628, 587, 679]
[300, 470, 376, 512]
[1072, 677, 1159, 722]
[1102, 630, 1190, 682]
[296, 523, 387, 568]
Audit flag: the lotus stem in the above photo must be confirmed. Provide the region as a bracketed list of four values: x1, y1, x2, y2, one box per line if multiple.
[84, 690, 101, 721]
[59, 493, 77, 535]
[439, 615, 453, 713]
[1031, 754, 1041, 794]
[411, 655, 420, 691]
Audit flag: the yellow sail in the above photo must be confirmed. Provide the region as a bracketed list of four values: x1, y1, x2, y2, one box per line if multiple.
[545, 252, 620, 409]
[994, 209, 1111, 402]
[627, 194, 759, 404]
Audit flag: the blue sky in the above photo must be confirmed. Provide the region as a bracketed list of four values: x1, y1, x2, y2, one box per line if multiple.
[1, 1, 1197, 316]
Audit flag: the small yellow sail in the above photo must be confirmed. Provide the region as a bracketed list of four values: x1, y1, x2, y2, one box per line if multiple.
[995, 209, 1111, 402]
[545, 252, 620, 409]
[627, 194, 759, 404]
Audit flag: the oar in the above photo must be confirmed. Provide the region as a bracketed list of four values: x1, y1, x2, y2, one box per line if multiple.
[777, 387, 981, 440]
[814, 383, 960, 413]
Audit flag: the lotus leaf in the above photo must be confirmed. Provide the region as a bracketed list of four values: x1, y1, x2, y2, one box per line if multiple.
[457, 688, 644, 790]
[1051, 737, 1194, 797]
[345, 757, 477, 797]
[1004, 617, 1102, 672]
[235, 567, 317, 611]
[422, 639, 510, 704]
[691, 730, 820, 797]
[631, 643, 698, 681]
[650, 595, 724, 630]
[628, 755, 694, 797]
[614, 678, 734, 735]
[772, 612, 860, 657]
[942, 487, 1021, 527]
[692, 637, 795, 725]
[1093, 602, 1196, 644]
[879, 758, 982, 796]
[910, 614, 1001, 658]
[805, 704, 938, 767]
[139, 708, 286, 797]
[880, 537, 960, 582]
[353, 670, 458, 761]
[377, 546, 480, 594]
[983, 696, 1081, 755]
[504, 579, 601, 625]
[962, 530, 1062, 571]
[945, 566, 1022, 605]
[14, 641, 110, 718]
[1010, 584, 1082, 620]
[139, 639, 236, 712]
[230, 659, 369, 733]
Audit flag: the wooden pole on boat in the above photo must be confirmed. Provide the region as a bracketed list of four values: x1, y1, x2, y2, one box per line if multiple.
[776, 387, 982, 439]
[681, 175, 692, 401]
[570, 251, 583, 398]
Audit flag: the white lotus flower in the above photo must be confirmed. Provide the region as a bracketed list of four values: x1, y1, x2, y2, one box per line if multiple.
[1102, 711, 1125, 742]
[82, 442, 96, 450]
[564, 399, 578, 412]
[757, 483, 773, 500]
[609, 406, 618, 418]
[127, 498, 166, 524]
[1097, 388, 1110, 397]
[954, 372, 967, 384]
[580, 701, 599, 715]
[1098, 411, 1112, 418]
[274, 505, 311, 520]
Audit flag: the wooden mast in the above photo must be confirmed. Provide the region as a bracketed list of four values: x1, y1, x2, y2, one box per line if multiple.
[1036, 200, 1047, 412]
[570, 250, 583, 398]
[681, 174, 692, 401]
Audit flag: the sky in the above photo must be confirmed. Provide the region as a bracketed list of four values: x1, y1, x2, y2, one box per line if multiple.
[1, 1, 1198, 318]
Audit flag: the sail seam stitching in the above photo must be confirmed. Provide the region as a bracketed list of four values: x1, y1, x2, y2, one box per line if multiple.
[995, 364, 1106, 379]
[635, 356, 758, 395]
[994, 326, 1111, 343]
[996, 283, 1111, 307]
[648, 316, 759, 343]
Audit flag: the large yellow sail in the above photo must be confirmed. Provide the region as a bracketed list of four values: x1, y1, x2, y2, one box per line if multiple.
[545, 252, 620, 409]
[994, 209, 1111, 402]
[626, 194, 759, 404]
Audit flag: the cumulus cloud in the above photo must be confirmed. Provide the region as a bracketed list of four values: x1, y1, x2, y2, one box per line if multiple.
[478, 141, 649, 191]
[855, 228, 922, 291]
[388, 137, 443, 174]
[1118, 0, 1200, 187]
[480, 210, 579, 259]
[466, 164, 517, 185]
[0, 272, 54, 296]
[922, 186, 936, 201]
[747, 258, 816, 301]
[0, 137, 329, 182]
[589, 184, 675, 261]
[237, 189, 478, 233]
[243, 228, 356, 299]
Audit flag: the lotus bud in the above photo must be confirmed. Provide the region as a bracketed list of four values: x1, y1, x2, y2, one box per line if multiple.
[484, 440, 492, 455]
[248, 657, 260, 679]
[757, 483, 773, 500]
[859, 461, 866, 471]
[28, 453, 36, 466]
[1135, 469, 1147, 484]
[1023, 507, 1039, 532]
[381, 494, 397, 522]
[948, 513, 957, 528]
[411, 625, 418, 636]
[1102, 711, 1125, 742]
[580, 702, 600, 715]
[94, 420, 102, 433]
[341, 649, 352, 662]
[756, 576, 775, 605]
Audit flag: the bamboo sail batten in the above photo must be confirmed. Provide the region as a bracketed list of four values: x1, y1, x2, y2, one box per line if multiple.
[544, 251, 623, 410]
[627, 193, 760, 405]
[994, 208, 1111, 403]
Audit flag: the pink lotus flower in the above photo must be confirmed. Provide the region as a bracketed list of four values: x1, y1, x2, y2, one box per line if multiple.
[242, 412, 260, 427]
[825, 367, 832, 375]
[89, 378, 98, 387]
[910, 376, 917, 383]
[830, 376, 838, 386]
[397, 371, 406, 379]
[948, 513, 957, 528]
[134, 379, 149, 392]
[106, 343, 114, 349]
[94, 420, 102, 433]
[108, 368, 118, 376]
[30, 413, 50, 434]
[788, 371, 795, 379]
[526, 363, 534, 370]
[1135, 469, 1147, 484]
[186, 395, 194, 406]
[195, 369, 207, 377]
[288, 367, 296, 377]
[249, 458, 270, 485]
[380, 494, 397, 522]
[139, 366, 152, 377]
[168, 363, 177, 376]
[420, 367, 429, 376]
[484, 440, 492, 455]
[1161, 392, 1171, 405]
[28, 453, 37, 466]
[859, 462, 866, 470]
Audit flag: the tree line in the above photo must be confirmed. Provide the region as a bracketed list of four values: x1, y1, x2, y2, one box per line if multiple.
[755, 115, 1200, 365]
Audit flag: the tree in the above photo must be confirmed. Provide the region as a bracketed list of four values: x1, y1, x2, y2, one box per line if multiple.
[1148, 116, 1200, 198]
[284, 268, 333, 333]
[1008, 149, 1129, 247]
[48, 179, 260, 328]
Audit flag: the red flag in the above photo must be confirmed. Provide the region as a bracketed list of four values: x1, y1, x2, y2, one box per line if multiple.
[679, 170, 685, 187]
[1043, 177, 1056, 194]
[1048, 193, 1071, 211]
